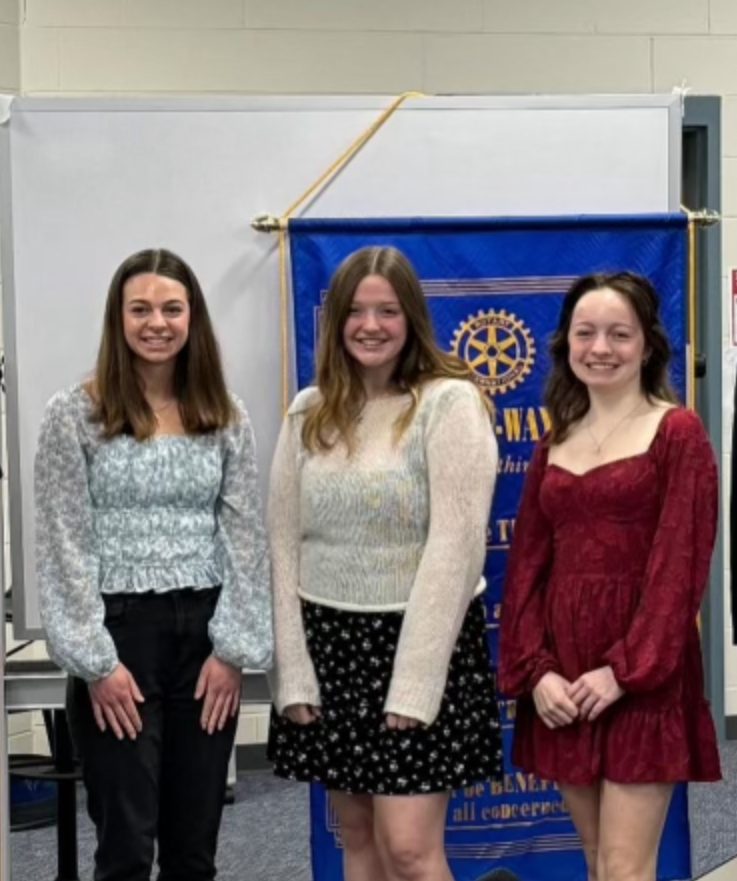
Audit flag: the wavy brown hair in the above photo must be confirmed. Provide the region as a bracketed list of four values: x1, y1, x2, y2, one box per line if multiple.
[546, 271, 678, 443]
[302, 246, 478, 452]
[89, 248, 235, 440]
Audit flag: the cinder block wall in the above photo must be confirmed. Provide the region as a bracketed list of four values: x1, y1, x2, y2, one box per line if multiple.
[0, 0, 19, 92]
[9, 0, 737, 734]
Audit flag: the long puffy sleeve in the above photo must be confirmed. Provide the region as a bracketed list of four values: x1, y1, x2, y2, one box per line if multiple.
[498, 442, 560, 697]
[602, 409, 718, 692]
[384, 381, 497, 725]
[209, 398, 273, 671]
[267, 391, 321, 713]
[35, 390, 119, 681]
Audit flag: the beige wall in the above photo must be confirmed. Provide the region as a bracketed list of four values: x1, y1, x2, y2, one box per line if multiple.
[17, 0, 736, 96]
[0, 0, 19, 93]
[8, 0, 737, 729]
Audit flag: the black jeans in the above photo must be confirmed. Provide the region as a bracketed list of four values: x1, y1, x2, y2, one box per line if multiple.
[67, 588, 237, 881]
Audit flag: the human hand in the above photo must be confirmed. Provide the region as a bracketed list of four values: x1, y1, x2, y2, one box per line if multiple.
[88, 663, 144, 740]
[283, 703, 322, 725]
[385, 713, 420, 731]
[194, 655, 242, 734]
[568, 666, 624, 721]
[532, 672, 579, 729]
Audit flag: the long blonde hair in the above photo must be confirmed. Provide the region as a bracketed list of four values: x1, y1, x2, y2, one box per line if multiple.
[302, 246, 474, 452]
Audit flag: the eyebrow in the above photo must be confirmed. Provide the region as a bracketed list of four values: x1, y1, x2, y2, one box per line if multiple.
[571, 320, 635, 329]
[126, 298, 186, 306]
[350, 300, 401, 307]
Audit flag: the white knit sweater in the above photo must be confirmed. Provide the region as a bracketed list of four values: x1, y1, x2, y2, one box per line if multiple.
[268, 377, 498, 725]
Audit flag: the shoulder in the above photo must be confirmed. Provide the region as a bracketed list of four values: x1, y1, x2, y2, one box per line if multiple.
[44, 383, 89, 413]
[417, 378, 494, 448]
[37, 385, 99, 465]
[286, 386, 321, 417]
[41, 384, 92, 432]
[658, 406, 708, 443]
[226, 390, 250, 423]
[654, 406, 715, 464]
[419, 377, 485, 413]
[220, 391, 257, 450]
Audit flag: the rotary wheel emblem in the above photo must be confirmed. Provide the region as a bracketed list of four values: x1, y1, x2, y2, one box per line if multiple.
[451, 309, 535, 395]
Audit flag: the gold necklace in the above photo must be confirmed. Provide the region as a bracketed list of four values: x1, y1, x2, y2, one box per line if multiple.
[585, 401, 644, 454]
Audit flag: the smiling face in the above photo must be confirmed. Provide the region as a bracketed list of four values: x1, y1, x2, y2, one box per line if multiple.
[342, 274, 408, 384]
[122, 272, 191, 368]
[568, 286, 648, 393]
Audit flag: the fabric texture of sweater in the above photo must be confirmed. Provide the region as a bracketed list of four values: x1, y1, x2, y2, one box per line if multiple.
[35, 384, 273, 681]
[268, 377, 498, 725]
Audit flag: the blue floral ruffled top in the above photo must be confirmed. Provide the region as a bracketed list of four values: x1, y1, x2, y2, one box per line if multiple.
[34, 384, 273, 682]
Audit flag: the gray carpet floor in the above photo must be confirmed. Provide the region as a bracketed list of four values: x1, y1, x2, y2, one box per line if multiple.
[690, 741, 737, 879]
[9, 742, 737, 881]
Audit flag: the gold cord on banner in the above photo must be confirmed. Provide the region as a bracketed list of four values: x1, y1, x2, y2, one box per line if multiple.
[687, 218, 697, 410]
[680, 206, 720, 409]
[278, 230, 290, 413]
[269, 92, 425, 411]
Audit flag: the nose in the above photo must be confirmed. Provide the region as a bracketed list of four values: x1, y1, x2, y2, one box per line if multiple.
[590, 331, 612, 355]
[146, 310, 167, 330]
[361, 310, 380, 332]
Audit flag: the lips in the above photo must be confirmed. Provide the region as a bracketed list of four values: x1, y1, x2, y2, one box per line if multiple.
[354, 339, 387, 348]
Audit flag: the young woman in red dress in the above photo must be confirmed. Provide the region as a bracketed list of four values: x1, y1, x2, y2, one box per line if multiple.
[499, 272, 720, 881]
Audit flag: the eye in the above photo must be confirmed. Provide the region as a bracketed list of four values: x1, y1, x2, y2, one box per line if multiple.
[574, 329, 593, 339]
[129, 305, 148, 315]
[381, 308, 400, 317]
[613, 331, 631, 341]
[165, 304, 185, 315]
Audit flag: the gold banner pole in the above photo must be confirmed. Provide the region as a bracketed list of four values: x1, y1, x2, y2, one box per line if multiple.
[681, 206, 720, 409]
[687, 217, 697, 410]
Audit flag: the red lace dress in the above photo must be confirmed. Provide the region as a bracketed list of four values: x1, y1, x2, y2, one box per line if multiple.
[499, 408, 721, 785]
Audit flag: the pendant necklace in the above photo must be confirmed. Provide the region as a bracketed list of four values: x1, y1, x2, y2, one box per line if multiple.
[585, 400, 644, 454]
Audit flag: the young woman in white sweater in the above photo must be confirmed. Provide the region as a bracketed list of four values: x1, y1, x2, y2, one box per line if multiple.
[267, 246, 501, 881]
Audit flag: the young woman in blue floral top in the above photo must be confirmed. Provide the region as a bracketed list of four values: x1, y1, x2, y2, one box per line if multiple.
[34, 248, 272, 881]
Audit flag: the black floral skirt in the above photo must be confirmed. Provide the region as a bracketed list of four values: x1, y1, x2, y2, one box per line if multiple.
[267, 595, 502, 795]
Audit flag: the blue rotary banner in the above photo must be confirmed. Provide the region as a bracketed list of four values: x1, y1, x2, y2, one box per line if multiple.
[288, 215, 690, 881]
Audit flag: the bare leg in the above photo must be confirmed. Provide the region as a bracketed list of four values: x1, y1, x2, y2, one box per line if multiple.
[559, 783, 602, 881]
[329, 791, 388, 881]
[374, 792, 453, 881]
[597, 780, 674, 881]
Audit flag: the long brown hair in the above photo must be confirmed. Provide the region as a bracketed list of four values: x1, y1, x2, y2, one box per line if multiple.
[302, 246, 474, 452]
[546, 271, 678, 443]
[90, 248, 235, 440]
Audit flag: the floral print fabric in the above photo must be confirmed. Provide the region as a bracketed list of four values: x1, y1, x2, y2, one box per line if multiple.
[34, 385, 272, 681]
[268, 596, 502, 794]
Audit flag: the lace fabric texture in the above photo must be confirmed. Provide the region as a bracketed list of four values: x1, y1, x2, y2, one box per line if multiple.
[499, 408, 721, 784]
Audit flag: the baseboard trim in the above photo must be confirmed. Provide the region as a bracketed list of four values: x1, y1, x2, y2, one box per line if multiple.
[235, 743, 270, 771]
[725, 716, 737, 740]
